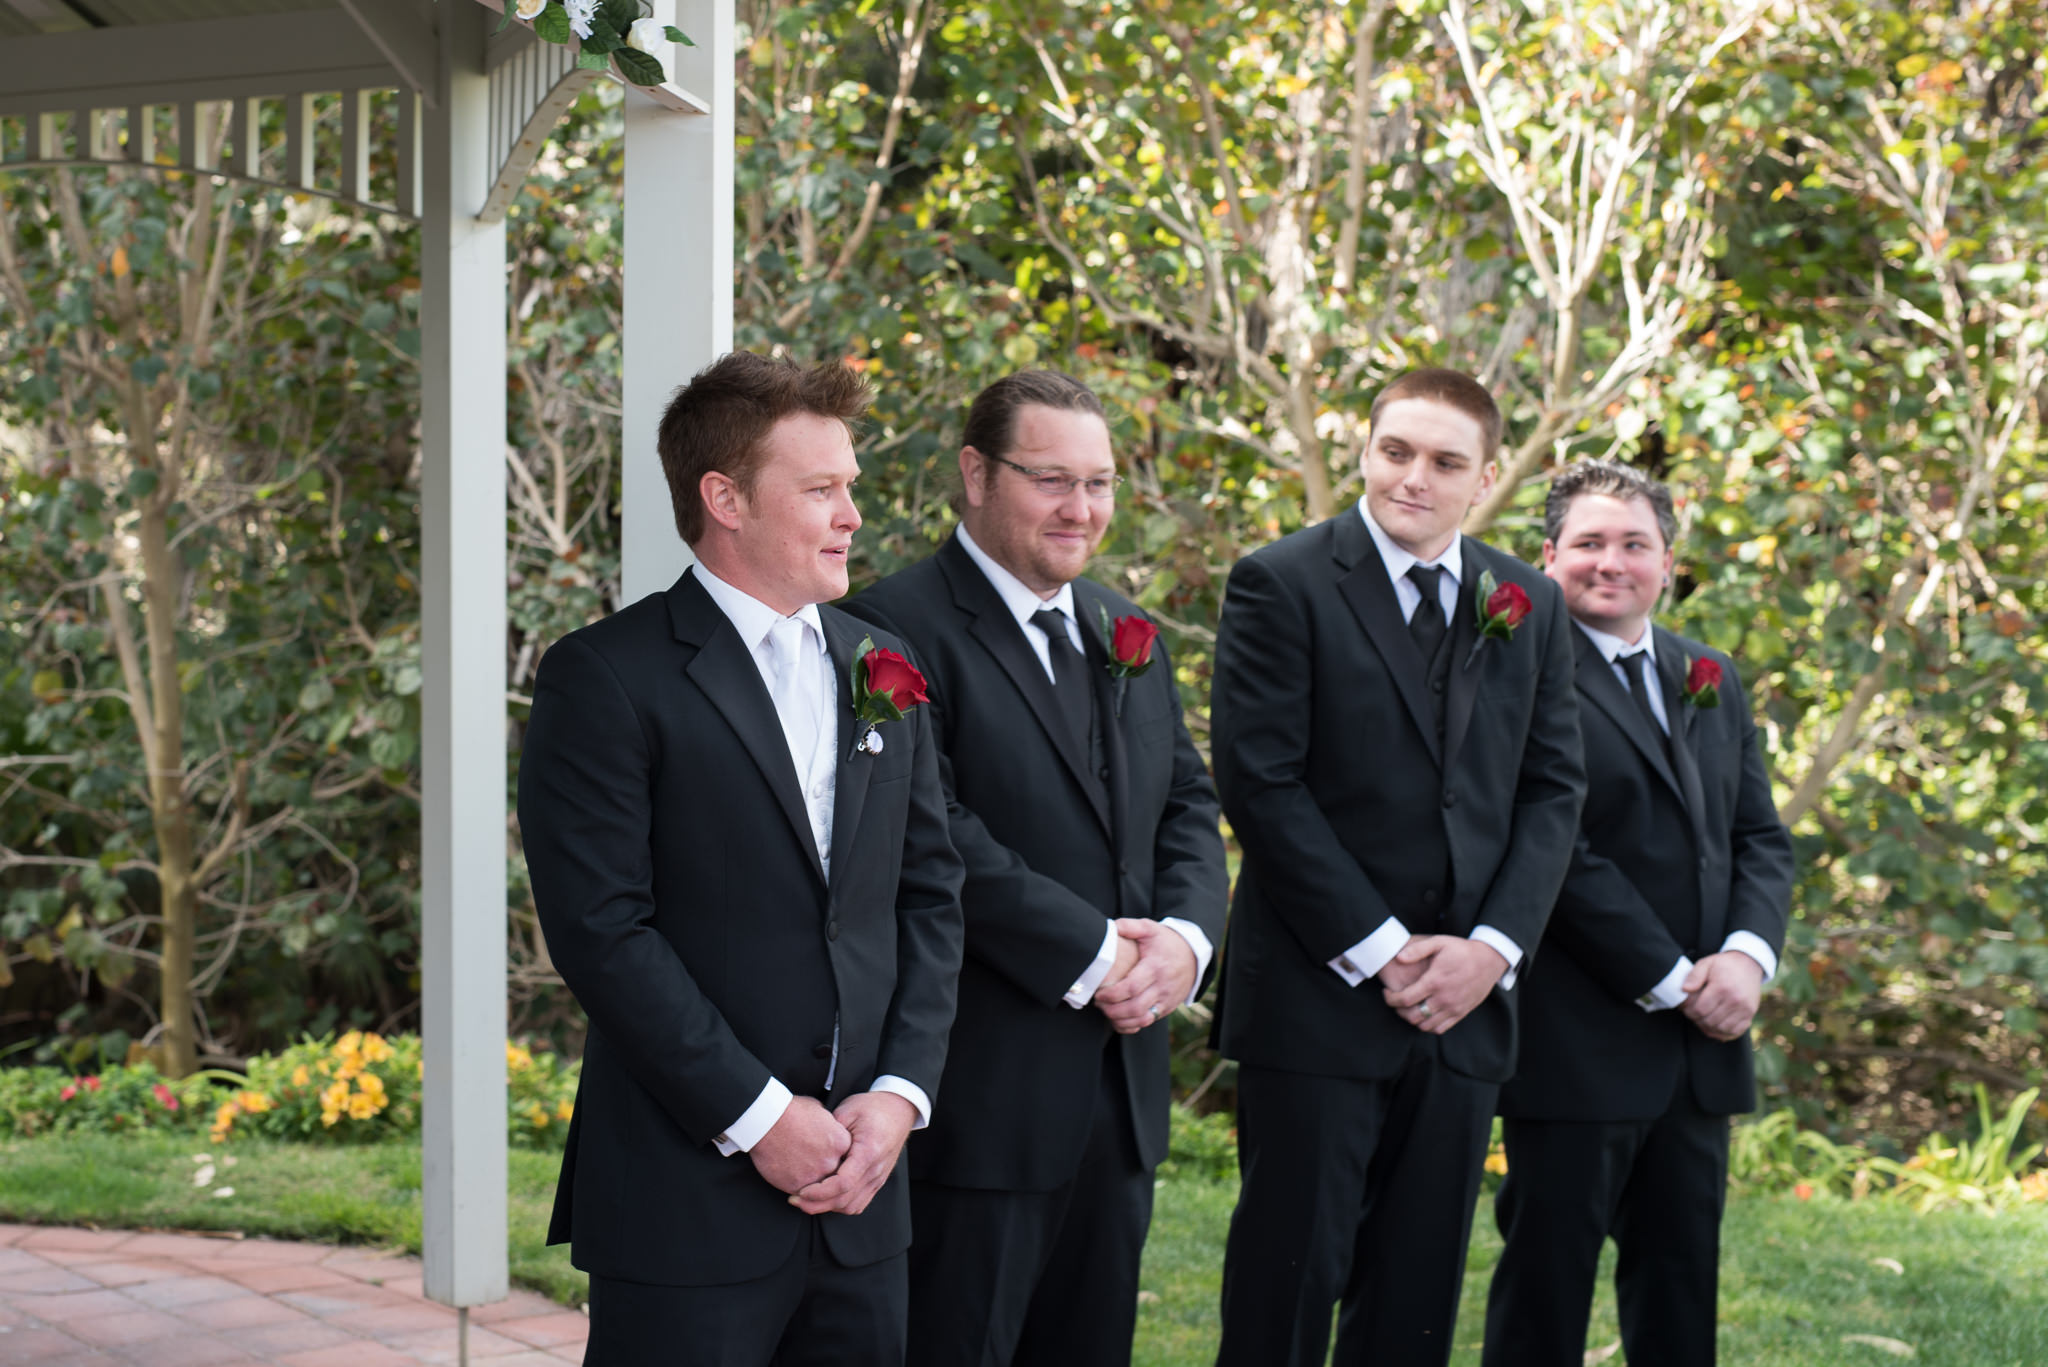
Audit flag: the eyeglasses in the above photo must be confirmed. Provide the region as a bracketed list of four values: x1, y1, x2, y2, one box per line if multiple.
[989, 452, 1123, 501]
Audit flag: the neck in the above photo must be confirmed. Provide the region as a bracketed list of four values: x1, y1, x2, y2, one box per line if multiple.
[694, 544, 808, 617]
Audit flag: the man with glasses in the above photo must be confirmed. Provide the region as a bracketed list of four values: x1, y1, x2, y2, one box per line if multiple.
[846, 370, 1227, 1367]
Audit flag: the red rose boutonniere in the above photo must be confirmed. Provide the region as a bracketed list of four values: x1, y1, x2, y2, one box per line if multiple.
[850, 637, 929, 757]
[1683, 656, 1723, 709]
[1098, 606, 1160, 715]
[1465, 569, 1534, 666]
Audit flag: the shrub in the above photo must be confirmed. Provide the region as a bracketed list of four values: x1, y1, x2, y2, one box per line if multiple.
[0, 1063, 210, 1139]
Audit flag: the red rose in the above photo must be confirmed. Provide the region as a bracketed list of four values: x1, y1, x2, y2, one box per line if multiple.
[862, 647, 929, 714]
[1111, 616, 1159, 671]
[1486, 581, 1533, 629]
[152, 1082, 179, 1111]
[1687, 657, 1722, 693]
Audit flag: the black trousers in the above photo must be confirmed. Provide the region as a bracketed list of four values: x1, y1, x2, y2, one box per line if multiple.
[1215, 1040, 1498, 1367]
[1481, 1085, 1731, 1367]
[584, 1217, 907, 1367]
[906, 1043, 1155, 1367]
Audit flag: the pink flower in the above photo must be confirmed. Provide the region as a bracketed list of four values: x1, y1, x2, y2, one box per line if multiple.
[152, 1083, 180, 1111]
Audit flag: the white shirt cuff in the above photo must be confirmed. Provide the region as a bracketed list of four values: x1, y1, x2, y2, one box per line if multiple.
[1637, 956, 1695, 1012]
[1470, 925, 1524, 990]
[1065, 921, 1121, 1008]
[1722, 931, 1777, 983]
[713, 1077, 793, 1157]
[1159, 917, 1214, 1006]
[1330, 917, 1411, 986]
[869, 1075, 932, 1130]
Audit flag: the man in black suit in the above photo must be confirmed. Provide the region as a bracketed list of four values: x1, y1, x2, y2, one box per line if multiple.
[518, 353, 964, 1365]
[1481, 460, 1793, 1367]
[1209, 369, 1585, 1367]
[845, 370, 1228, 1367]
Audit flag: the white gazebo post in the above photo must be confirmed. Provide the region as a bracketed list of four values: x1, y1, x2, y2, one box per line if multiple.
[419, 0, 509, 1316]
[622, 0, 732, 603]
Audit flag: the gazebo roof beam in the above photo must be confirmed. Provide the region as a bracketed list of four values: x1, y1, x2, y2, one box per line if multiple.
[0, 10, 407, 112]
[339, 0, 437, 106]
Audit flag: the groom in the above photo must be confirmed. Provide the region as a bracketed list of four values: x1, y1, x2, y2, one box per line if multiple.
[518, 352, 965, 1364]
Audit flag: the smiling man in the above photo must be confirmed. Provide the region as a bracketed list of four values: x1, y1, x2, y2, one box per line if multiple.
[846, 370, 1227, 1367]
[1209, 368, 1585, 1367]
[1480, 460, 1792, 1367]
[518, 352, 964, 1365]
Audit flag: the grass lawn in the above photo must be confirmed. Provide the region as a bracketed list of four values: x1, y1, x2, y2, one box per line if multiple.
[5, 1133, 2045, 1365]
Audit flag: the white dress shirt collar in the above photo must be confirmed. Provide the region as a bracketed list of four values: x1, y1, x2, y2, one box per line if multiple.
[691, 563, 826, 655]
[956, 523, 1080, 637]
[1574, 616, 1657, 666]
[1357, 498, 1464, 587]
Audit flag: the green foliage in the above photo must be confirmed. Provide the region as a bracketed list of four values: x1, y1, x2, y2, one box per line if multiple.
[1158, 1102, 1238, 1182]
[1868, 1087, 2048, 1214]
[0, 1062, 210, 1139]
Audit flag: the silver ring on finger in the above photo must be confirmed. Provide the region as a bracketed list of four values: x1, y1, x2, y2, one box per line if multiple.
[1419, 1001, 1433, 1019]
[1147, 1003, 1161, 1020]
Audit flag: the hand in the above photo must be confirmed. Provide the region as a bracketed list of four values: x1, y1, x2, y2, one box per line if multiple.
[1378, 950, 1425, 995]
[789, 1091, 919, 1217]
[1099, 927, 1141, 990]
[749, 1096, 851, 1196]
[1682, 952, 1765, 1042]
[1382, 935, 1509, 1035]
[1095, 918, 1199, 1034]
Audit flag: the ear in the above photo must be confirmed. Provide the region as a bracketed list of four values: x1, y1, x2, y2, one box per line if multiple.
[1540, 538, 1559, 574]
[1471, 458, 1500, 508]
[958, 445, 990, 510]
[700, 470, 744, 534]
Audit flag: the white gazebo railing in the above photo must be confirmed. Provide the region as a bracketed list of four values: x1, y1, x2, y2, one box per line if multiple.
[0, 0, 724, 1350]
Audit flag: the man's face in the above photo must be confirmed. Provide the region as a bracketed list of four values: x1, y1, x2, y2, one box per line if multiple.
[721, 412, 862, 614]
[959, 405, 1116, 596]
[1542, 492, 1672, 643]
[1361, 397, 1497, 561]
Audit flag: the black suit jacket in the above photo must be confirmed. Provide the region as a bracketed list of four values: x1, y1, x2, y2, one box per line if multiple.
[1498, 625, 1794, 1121]
[845, 534, 1228, 1191]
[1210, 511, 1586, 1084]
[517, 569, 965, 1285]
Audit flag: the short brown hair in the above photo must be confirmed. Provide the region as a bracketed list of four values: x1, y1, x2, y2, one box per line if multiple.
[656, 352, 873, 544]
[961, 370, 1107, 484]
[1369, 368, 1504, 458]
[1543, 459, 1677, 548]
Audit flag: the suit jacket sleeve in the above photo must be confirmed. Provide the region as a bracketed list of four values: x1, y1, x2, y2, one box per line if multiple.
[1212, 550, 1401, 961]
[846, 598, 1112, 1008]
[1719, 660, 1795, 951]
[1467, 573, 1587, 957]
[1545, 833, 1694, 1003]
[1148, 637, 1231, 988]
[518, 633, 770, 1146]
[873, 694, 967, 1097]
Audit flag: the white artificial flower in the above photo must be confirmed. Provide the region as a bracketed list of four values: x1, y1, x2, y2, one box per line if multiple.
[626, 17, 666, 52]
[565, 0, 596, 39]
[514, 0, 546, 18]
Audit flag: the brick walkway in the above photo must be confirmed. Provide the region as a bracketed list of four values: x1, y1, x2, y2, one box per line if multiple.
[0, 1223, 587, 1365]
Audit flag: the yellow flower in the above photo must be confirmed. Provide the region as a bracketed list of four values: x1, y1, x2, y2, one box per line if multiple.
[506, 1042, 534, 1072]
[1484, 1150, 1509, 1176]
[238, 1091, 273, 1114]
[356, 1074, 387, 1104]
[319, 1080, 351, 1127]
[360, 1033, 394, 1063]
[346, 1091, 381, 1121]
[335, 1059, 362, 1082]
[291, 1065, 311, 1088]
[336, 1030, 363, 1056]
[528, 1105, 550, 1128]
[555, 1100, 574, 1122]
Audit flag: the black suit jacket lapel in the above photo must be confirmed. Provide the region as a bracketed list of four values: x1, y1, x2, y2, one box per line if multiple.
[822, 609, 878, 892]
[1653, 628, 1713, 853]
[1331, 514, 1443, 767]
[1074, 583, 1131, 860]
[941, 538, 1113, 835]
[1573, 627, 1686, 804]
[670, 572, 827, 888]
[1442, 552, 1483, 770]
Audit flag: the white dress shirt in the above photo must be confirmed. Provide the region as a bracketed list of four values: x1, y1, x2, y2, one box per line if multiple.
[1572, 618, 1779, 1010]
[691, 565, 931, 1155]
[1326, 501, 1526, 991]
[954, 525, 1215, 1008]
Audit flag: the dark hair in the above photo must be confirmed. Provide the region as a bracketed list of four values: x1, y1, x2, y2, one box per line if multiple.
[1543, 459, 1678, 547]
[1368, 368, 1504, 458]
[960, 370, 1108, 483]
[656, 352, 873, 545]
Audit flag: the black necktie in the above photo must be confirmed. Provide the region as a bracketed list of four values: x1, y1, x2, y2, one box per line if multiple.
[1406, 564, 1448, 663]
[1621, 649, 1670, 753]
[1031, 608, 1092, 750]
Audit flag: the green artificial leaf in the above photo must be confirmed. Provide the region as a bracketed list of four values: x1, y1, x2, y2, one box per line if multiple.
[576, 48, 613, 70]
[664, 25, 694, 45]
[532, 3, 571, 43]
[580, 18, 621, 54]
[599, 0, 638, 35]
[612, 45, 665, 86]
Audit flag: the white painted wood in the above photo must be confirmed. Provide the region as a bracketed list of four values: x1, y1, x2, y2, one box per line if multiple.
[397, 88, 422, 217]
[342, 89, 371, 205]
[237, 97, 263, 181]
[621, 0, 731, 605]
[480, 33, 594, 224]
[338, 0, 439, 107]
[419, 0, 509, 1313]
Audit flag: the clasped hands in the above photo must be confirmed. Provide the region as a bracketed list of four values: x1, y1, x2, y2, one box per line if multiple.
[1093, 917, 1198, 1034]
[750, 1091, 918, 1217]
[1679, 951, 1764, 1042]
[1382, 935, 1509, 1035]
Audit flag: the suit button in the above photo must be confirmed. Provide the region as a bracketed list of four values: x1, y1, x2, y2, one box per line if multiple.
[812, 1043, 833, 1060]
[1442, 791, 1457, 809]
[1432, 678, 1446, 693]
[1099, 765, 1111, 781]
[1119, 861, 1130, 876]
[826, 920, 840, 942]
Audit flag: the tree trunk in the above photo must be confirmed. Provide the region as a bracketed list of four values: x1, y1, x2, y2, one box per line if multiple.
[135, 493, 197, 1078]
